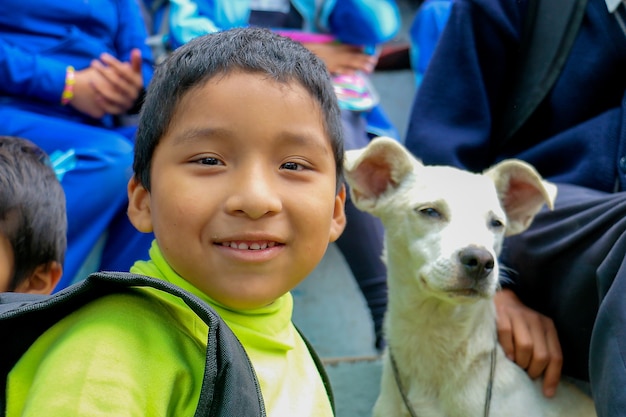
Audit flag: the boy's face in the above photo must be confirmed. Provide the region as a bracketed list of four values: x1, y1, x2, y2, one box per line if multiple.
[0, 231, 62, 294]
[0, 232, 13, 291]
[129, 71, 346, 310]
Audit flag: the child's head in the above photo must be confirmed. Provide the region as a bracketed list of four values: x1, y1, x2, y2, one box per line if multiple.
[128, 28, 346, 310]
[0, 136, 65, 293]
[133, 26, 344, 191]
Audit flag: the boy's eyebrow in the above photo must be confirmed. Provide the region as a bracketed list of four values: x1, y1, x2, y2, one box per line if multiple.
[170, 127, 332, 154]
[169, 127, 227, 146]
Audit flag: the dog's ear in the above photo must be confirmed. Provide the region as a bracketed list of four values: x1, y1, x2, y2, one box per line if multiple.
[344, 137, 417, 213]
[484, 159, 557, 236]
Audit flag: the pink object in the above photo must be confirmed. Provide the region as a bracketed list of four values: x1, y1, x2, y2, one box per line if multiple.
[274, 30, 336, 44]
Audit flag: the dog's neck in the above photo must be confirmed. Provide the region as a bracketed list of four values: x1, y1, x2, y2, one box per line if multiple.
[384, 249, 498, 380]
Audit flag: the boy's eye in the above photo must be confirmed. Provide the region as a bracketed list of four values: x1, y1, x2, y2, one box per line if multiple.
[280, 161, 303, 171]
[197, 157, 223, 166]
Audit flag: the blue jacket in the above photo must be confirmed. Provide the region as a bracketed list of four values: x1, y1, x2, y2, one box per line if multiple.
[0, 0, 154, 125]
[405, 0, 626, 193]
[163, 0, 400, 49]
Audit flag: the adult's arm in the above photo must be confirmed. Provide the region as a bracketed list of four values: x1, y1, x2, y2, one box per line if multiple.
[112, 0, 155, 86]
[0, 0, 153, 110]
[0, 40, 68, 104]
[404, 0, 526, 171]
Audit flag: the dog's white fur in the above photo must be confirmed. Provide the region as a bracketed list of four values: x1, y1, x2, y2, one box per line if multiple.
[344, 137, 596, 417]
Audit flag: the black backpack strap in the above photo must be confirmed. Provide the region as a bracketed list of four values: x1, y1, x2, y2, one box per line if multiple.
[0, 272, 266, 417]
[493, 0, 589, 149]
[295, 325, 335, 413]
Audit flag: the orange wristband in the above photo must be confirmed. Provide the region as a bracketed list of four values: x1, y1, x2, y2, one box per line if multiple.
[61, 66, 75, 106]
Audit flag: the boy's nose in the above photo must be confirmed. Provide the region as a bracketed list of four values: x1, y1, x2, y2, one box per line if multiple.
[224, 170, 282, 219]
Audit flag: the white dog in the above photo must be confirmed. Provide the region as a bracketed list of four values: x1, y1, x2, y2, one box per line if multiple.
[343, 137, 596, 417]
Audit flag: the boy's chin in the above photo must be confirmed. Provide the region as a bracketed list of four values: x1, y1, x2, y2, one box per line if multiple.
[218, 295, 282, 311]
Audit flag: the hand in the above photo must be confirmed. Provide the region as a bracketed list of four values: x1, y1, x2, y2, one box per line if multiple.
[301, 42, 378, 75]
[88, 49, 144, 115]
[495, 288, 563, 397]
[70, 66, 108, 119]
[70, 49, 144, 118]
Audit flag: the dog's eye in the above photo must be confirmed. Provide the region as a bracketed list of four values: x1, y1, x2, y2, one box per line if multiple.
[417, 207, 442, 219]
[490, 218, 505, 229]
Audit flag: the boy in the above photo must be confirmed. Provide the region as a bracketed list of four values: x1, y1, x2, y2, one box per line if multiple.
[0, 136, 65, 294]
[6, 28, 346, 416]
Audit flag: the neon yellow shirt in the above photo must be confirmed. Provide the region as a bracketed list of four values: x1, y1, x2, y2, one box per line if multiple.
[7, 242, 333, 417]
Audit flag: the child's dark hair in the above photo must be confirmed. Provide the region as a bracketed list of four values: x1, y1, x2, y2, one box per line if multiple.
[0, 136, 66, 289]
[134, 27, 344, 190]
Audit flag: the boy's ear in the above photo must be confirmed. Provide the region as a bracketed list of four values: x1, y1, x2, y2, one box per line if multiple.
[329, 184, 347, 243]
[127, 177, 154, 233]
[15, 261, 62, 294]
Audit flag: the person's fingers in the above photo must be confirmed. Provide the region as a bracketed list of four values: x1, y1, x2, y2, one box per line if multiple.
[130, 48, 142, 73]
[89, 59, 139, 112]
[496, 308, 515, 361]
[93, 59, 138, 96]
[90, 59, 126, 93]
[333, 67, 356, 76]
[70, 67, 107, 118]
[94, 92, 127, 115]
[525, 315, 550, 379]
[509, 310, 533, 369]
[493, 289, 563, 399]
[307, 42, 376, 73]
[97, 53, 143, 92]
[87, 76, 127, 115]
[353, 54, 377, 73]
[541, 318, 563, 397]
[338, 52, 376, 73]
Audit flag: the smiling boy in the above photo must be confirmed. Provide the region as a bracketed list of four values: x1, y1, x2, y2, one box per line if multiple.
[5, 28, 345, 416]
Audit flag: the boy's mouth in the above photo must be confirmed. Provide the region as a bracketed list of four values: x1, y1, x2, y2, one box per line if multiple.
[220, 241, 278, 250]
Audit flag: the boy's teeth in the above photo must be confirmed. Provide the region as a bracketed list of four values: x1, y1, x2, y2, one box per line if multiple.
[223, 241, 272, 250]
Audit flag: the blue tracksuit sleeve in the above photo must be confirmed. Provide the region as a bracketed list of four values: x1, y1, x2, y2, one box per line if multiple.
[0, 40, 67, 103]
[327, 0, 400, 45]
[0, 0, 153, 103]
[113, 0, 155, 85]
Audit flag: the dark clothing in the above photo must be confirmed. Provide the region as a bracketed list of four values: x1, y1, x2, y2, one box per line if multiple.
[500, 185, 622, 378]
[405, 0, 626, 413]
[499, 183, 626, 415]
[406, 0, 626, 192]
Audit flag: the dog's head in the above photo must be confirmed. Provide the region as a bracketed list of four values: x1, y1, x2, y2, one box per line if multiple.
[344, 137, 556, 302]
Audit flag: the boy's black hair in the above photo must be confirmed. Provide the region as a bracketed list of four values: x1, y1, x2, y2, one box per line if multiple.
[134, 27, 344, 190]
[0, 136, 66, 289]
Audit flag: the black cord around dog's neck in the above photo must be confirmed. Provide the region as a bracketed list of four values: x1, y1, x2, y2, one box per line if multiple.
[389, 337, 497, 417]
[388, 349, 419, 417]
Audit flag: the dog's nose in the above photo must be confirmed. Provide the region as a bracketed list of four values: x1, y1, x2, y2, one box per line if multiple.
[459, 247, 494, 281]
